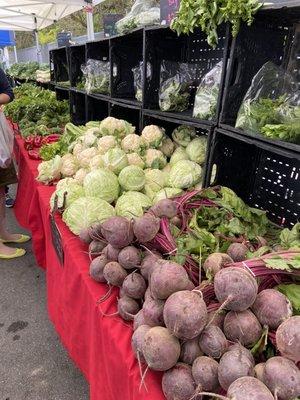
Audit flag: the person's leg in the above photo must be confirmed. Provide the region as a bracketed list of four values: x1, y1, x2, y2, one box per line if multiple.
[0, 186, 18, 255]
[5, 185, 14, 208]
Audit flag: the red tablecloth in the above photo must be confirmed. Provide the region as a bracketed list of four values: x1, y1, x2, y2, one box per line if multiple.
[13, 135, 164, 400]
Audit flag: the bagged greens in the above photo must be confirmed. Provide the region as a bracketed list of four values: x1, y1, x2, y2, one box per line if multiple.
[83, 59, 110, 95]
[132, 62, 143, 102]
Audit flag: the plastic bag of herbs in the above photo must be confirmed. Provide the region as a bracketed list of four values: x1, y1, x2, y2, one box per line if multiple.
[236, 62, 300, 144]
[193, 61, 223, 120]
[132, 61, 144, 102]
[116, 0, 159, 34]
[159, 61, 197, 112]
[83, 59, 110, 95]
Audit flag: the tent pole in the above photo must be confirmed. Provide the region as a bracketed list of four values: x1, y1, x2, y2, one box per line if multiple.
[86, 1, 95, 41]
[33, 15, 42, 64]
[13, 31, 18, 64]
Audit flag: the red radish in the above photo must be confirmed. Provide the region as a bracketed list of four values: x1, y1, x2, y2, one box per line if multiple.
[163, 290, 207, 340]
[214, 267, 258, 311]
[142, 326, 181, 371]
[118, 246, 142, 269]
[218, 345, 254, 390]
[192, 356, 219, 392]
[180, 338, 203, 365]
[101, 217, 134, 248]
[150, 260, 191, 300]
[89, 255, 108, 283]
[263, 356, 300, 400]
[142, 296, 165, 327]
[79, 227, 92, 244]
[276, 316, 300, 363]
[103, 262, 127, 287]
[207, 310, 226, 330]
[254, 362, 266, 382]
[140, 252, 161, 280]
[103, 244, 120, 261]
[223, 310, 262, 347]
[133, 310, 148, 331]
[198, 325, 228, 359]
[251, 289, 293, 330]
[131, 325, 151, 363]
[203, 253, 233, 280]
[122, 272, 146, 299]
[117, 296, 140, 321]
[151, 199, 177, 219]
[133, 214, 160, 243]
[89, 240, 107, 257]
[227, 243, 248, 262]
[227, 376, 275, 400]
[162, 363, 196, 400]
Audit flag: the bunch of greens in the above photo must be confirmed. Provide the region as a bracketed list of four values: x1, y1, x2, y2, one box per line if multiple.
[171, 0, 261, 48]
[7, 61, 43, 80]
[84, 60, 110, 95]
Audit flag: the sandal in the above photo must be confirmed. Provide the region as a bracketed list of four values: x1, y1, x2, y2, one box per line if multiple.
[1, 234, 31, 244]
[0, 248, 26, 259]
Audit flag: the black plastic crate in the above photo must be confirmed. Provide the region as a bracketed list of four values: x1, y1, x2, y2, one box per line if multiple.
[110, 28, 144, 105]
[110, 100, 141, 132]
[207, 128, 300, 227]
[70, 90, 86, 126]
[86, 38, 110, 61]
[69, 44, 86, 88]
[143, 111, 213, 186]
[143, 25, 229, 125]
[86, 95, 110, 122]
[51, 47, 70, 85]
[55, 86, 69, 101]
[220, 7, 300, 153]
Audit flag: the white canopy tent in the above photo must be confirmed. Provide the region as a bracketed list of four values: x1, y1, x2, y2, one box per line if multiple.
[0, 0, 105, 62]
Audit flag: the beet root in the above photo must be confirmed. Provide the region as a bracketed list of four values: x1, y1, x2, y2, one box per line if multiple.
[133, 310, 148, 331]
[214, 267, 258, 311]
[227, 376, 275, 400]
[140, 252, 161, 280]
[101, 217, 134, 248]
[203, 252, 233, 280]
[198, 325, 228, 359]
[218, 345, 254, 390]
[150, 260, 191, 300]
[117, 296, 140, 321]
[251, 289, 293, 330]
[122, 272, 146, 299]
[151, 199, 178, 219]
[163, 290, 207, 340]
[103, 262, 127, 287]
[226, 243, 248, 262]
[180, 338, 203, 365]
[263, 356, 300, 400]
[133, 213, 161, 243]
[89, 240, 107, 257]
[142, 326, 181, 371]
[207, 310, 226, 330]
[276, 316, 300, 363]
[254, 362, 266, 382]
[79, 227, 92, 244]
[223, 310, 262, 347]
[192, 356, 219, 392]
[89, 254, 108, 283]
[131, 325, 151, 363]
[162, 363, 196, 400]
[142, 296, 165, 327]
[118, 246, 142, 269]
[103, 244, 120, 262]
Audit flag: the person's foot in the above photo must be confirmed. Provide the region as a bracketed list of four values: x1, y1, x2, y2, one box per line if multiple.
[0, 233, 31, 243]
[0, 242, 26, 259]
[5, 193, 14, 208]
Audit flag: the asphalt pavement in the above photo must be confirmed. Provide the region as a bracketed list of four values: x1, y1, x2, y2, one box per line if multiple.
[0, 189, 89, 400]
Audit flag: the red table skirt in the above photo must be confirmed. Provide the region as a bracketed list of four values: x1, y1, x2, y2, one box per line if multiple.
[13, 135, 164, 400]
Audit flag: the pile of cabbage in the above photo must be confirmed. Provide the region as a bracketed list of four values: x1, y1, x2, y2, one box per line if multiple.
[37, 117, 207, 235]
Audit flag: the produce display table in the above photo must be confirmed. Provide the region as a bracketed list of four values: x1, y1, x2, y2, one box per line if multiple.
[13, 135, 164, 400]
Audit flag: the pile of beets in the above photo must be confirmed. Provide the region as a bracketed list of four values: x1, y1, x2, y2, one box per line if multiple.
[79, 198, 300, 400]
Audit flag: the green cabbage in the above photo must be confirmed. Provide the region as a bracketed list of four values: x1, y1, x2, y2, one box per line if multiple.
[63, 196, 116, 235]
[144, 169, 166, 192]
[169, 146, 189, 166]
[115, 191, 152, 218]
[159, 136, 175, 157]
[37, 155, 62, 185]
[168, 160, 202, 189]
[186, 137, 207, 165]
[118, 166, 145, 191]
[83, 169, 119, 204]
[154, 187, 182, 203]
[56, 178, 79, 190]
[171, 125, 197, 147]
[50, 185, 85, 211]
[103, 148, 128, 175]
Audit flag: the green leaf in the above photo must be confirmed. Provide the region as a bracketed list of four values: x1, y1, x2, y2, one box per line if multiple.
[280, 223, 300, 249]
[251, 326, 268, 355]
[276, 284, 300, 314]
[265, 257, 292, 271]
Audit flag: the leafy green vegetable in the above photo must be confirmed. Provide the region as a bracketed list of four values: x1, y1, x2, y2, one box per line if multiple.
[265, 255, 300, 272]
[277, 284, 300, 314]
[280, 223, 300, 249]
[159, 80, 190, 112]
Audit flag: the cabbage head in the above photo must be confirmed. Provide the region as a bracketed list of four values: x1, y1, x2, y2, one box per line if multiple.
[37, 155, 62, 185]
[127, 152, 145, 169]
[50, 184, 85, 211]
[159, 136, 175, 157]
[154, 187, 182, 203]
[121, 134, 146, 153]
[144, 169, 166, 192]
[168, 160, 202, 189]
[100, 117, 135, 139]
[83, 169, 119, 204]
[144, 149, 167, 169]
[141, 125, 164, 148]
[172, 125, 197, 147]
[56, 178, 79, 190]
[63, 197, 116, 235]
[97, 135, 117, 155]
[186, 137, 207, 165]
[118, 166, 145, 191]
[115, 191, 152, 218]
[103, 148, 128, 175]
[169, 146, 189, 166]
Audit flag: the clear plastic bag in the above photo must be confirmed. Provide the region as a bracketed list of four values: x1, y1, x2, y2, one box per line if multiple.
[82, 59, 110, 95]
[159, 61, 197, 112]
[116, 0, 159, 34]
[193, 61, 223, 120]
[132, 62, 143, 102]
[0, 112, 14, 169]
[236, 62, 300, 143]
